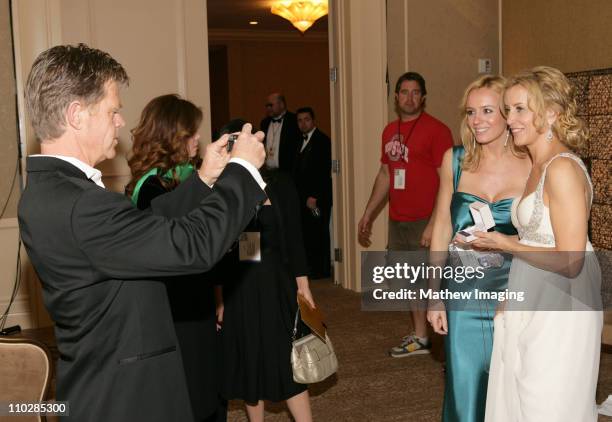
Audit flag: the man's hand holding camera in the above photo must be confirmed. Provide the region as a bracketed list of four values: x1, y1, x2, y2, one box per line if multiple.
[230, 123, 266, 167]
[198, 123, 266, 186]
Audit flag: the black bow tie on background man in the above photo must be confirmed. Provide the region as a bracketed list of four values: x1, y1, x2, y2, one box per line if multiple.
[271, 117, 283, 123]
[300, 133, 309, 153]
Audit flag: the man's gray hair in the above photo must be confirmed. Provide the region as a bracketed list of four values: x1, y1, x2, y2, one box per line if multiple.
[25, 43, 129, 140]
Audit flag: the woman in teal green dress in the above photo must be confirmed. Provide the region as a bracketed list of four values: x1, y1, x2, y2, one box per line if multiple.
[427, 75, 531, 422]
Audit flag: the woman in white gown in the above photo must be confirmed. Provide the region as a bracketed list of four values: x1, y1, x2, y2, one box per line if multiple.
[469, 66, 603, 422]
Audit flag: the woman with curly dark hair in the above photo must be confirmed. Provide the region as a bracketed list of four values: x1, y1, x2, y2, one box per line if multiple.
[126, 94, 202, 208]
[126, 94, 225, 422]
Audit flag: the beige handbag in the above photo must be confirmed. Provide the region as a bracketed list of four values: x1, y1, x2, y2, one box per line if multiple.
[291, 309, 338, 384]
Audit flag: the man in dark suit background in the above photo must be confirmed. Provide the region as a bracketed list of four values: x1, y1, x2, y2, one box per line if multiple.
[17, 44, 266, 421]
[260, 92, 301, 173]
[294, 107, 332, 279]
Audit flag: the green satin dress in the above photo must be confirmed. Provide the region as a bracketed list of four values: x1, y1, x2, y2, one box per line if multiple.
[442, 147, 516, 422]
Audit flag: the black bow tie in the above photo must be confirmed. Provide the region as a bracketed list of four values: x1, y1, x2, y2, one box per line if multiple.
[271, 117, 283, 123]
[302, 134, 308, 141]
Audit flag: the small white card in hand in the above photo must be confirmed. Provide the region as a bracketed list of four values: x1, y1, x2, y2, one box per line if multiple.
[598, 395, 612, 416]
[239, 232, 261, 262]
[394, 168, 405, 190]
[449, 243, 479, 271]
[456, 202, 496, 242]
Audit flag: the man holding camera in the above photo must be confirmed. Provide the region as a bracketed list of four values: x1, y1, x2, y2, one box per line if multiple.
[18, 43, 266, 421]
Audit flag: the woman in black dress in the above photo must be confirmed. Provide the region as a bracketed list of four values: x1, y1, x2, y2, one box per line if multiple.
[125, 94, 224, 422]
[215, 120, 316, 422]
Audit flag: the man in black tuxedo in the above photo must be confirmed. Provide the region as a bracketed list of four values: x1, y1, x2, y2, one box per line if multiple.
[17, 44, 266, 421]
[294, 107, 332, 279]
[260, 92, 301, 173]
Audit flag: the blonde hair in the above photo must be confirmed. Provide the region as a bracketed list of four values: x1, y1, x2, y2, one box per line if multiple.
[505, 66, 588, 151]
[459, 75, 524, 171]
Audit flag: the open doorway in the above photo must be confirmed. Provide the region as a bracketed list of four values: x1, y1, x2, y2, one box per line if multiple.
[206, 0, 336, 281]
[206, 1, 331, 138]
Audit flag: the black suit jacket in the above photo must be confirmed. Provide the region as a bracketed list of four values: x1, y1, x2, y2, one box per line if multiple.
[260, 111, 301, 173]
[293, 128, 332, 209]
[17, 157, 265, 421]
[136, 175, 220, 420]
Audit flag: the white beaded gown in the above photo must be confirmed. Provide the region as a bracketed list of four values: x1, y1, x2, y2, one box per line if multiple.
[484, 153, 603, 422]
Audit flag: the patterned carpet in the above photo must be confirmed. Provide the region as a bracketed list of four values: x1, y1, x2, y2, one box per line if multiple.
[227, 278, 612, 421]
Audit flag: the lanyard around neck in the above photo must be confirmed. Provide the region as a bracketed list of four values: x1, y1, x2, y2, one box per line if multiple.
[397, 112, 423, 146]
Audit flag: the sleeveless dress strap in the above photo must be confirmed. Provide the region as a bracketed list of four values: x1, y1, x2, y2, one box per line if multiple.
[452, 146, 465, 193]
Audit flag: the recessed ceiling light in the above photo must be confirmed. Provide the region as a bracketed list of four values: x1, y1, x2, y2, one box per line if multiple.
[249, 21, 258, 25]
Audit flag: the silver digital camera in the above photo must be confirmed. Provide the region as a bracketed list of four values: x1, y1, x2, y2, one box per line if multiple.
[227, 133, 238, 152]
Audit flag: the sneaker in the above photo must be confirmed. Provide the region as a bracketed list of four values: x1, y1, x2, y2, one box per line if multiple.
[389, 333, 431, 357]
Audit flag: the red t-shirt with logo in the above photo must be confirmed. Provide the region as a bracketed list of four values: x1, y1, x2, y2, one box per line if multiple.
[380, 112, 453, 222]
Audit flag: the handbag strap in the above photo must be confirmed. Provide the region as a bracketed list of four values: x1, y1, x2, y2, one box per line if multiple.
[292, 308, 300, 342]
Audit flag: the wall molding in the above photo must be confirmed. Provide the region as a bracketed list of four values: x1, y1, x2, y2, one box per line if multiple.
[331, 0, 388, 291]
[0, 218, 18, 229]
[0, 218, 29, 328]
[498, 0, 503, 73]
[175, 0, 187, 97]
[10, 0, 29, 186]
[0, 297, 30, 314]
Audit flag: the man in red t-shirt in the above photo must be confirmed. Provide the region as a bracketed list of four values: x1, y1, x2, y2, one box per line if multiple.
[358, 72, 453, 357]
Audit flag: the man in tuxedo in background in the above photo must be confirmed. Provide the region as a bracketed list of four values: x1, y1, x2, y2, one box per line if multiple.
[260, 92, 301, 173]
[294, 107, 332, 279]
[18, 43, 266, 421]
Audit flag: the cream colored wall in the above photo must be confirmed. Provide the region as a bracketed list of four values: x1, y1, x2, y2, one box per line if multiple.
[333, 0, 499, 290]
[0, 0, 19, 220]
[209, 29, 330, 137]
[501, 0, 612, 343]
[0, 220, 37, 329]
[13, 0, 212, 193]
[9, 0, 211, 327]
[330, 0, 388, 290]
[502, 0, 612, 74]
[386, 0, 500, 141]
[0, 0, 35, 329]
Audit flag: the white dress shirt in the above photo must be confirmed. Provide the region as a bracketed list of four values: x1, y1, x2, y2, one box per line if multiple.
[300, 127, 317, 153]
[32, 154, 105, 187]
[32, 155, 266, 190]
[265, 111, 286, 169]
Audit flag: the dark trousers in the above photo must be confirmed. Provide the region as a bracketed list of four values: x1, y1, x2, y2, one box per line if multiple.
[301, 204, 331, 278]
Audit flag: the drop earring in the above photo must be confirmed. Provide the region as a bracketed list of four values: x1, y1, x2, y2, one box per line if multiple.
[504, 129, 510, 148]
[546, 125, 553, 143]
[472, 135, 476, 150]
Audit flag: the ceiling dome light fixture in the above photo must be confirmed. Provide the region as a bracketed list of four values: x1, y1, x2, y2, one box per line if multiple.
[271, 0, 328, 33]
